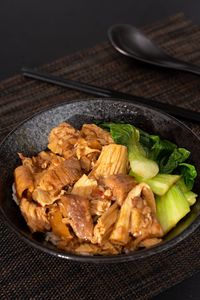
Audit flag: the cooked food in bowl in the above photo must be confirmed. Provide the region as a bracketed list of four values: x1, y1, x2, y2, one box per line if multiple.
[13, 122, 197, 255]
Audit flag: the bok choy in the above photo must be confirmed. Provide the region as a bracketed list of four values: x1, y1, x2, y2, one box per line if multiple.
[101, 123, 159, 179]
[156, 185, 190, 234]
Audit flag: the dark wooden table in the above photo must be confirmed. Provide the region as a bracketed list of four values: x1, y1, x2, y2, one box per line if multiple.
[0, 1, 200, 299]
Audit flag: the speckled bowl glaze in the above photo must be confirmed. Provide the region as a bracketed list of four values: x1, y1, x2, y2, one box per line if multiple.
[0, 98, 200, 263]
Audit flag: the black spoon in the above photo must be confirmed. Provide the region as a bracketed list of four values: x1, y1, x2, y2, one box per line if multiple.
[108, 24, 200, 75]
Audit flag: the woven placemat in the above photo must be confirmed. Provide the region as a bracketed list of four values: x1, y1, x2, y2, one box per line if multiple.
[1, 12, 200, 299]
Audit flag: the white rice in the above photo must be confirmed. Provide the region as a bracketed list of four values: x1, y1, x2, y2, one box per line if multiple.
[12, 183, 19, 206]
[45, 232, 60, 245]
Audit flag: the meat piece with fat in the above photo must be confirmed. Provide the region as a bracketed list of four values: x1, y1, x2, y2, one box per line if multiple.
[14, 166, 34, 199]
[80, 124, 114, 147]
[32, 157, 82, 206]
[103, 174, 137, 205]
[49, 207, 73, 240]
[20, 198, 50, 232]
[48, 122, 80, 159]
[60, 194, 93, 241]
[20, 151, 65, 171]
[39, 157, 82, 193]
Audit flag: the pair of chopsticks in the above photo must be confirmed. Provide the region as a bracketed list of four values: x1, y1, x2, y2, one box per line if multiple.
[21, 68, 200, 123]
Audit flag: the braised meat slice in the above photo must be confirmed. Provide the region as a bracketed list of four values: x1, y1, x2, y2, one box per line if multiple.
[80, 123, 114, 147]
[90, 198, 111, 216]
[60, 194, 93, 241]
[103, 174, 137, 205]
[32, 188, 62, 207]
[14, 165, 34, 199]
[48, 122, 80, 159]
[18, 151, 65, 174]
[39, 157, 82, 193]
[139, 238, 162, 248]
[76, 138, 100, 172]
[31, 157, 82, 206]
[20, 198, 50, 232]
[32, 151, 65, 170]
[49, 207, 73, 240]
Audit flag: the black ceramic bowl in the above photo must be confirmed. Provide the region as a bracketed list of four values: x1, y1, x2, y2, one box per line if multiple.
[0, 98, 200, 263]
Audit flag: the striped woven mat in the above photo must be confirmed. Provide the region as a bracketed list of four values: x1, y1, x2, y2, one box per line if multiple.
[1, 12, 200, 300]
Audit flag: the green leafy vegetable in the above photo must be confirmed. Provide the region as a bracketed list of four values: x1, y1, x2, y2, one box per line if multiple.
[145, 174, 180, 196]
[156, 185, 190, 234]
[101, 123, 159, 179]
[178, 163, 197, 190]
[165, 202, 200, 241]
[176, 178, 189, 193]
[139, 130, 177, 161]
[176, 178, 197, 206]
[139, 129, 190, 173]
[184, 191, 197, 206]
[101, 123, 136, 147]
[159, 148, 190, 173]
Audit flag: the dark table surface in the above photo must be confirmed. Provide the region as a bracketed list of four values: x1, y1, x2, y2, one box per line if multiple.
[1, 1, 200, 299]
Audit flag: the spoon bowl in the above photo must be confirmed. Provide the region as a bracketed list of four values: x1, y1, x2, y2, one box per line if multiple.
[108, 24, 200, 75]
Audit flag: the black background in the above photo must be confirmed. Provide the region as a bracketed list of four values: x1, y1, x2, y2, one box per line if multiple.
[1, 0, 200, 299]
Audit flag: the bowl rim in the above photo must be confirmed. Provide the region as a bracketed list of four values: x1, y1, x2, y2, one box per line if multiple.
[1, 97, 200, 264]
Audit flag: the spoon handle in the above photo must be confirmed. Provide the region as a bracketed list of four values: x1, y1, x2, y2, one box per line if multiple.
[182, 63, 200, 76]
[21, 68, 200, 123]
[163, 58, 200, 76]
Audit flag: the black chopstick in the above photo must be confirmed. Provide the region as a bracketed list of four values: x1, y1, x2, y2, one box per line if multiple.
[21, 67, 200, 123]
